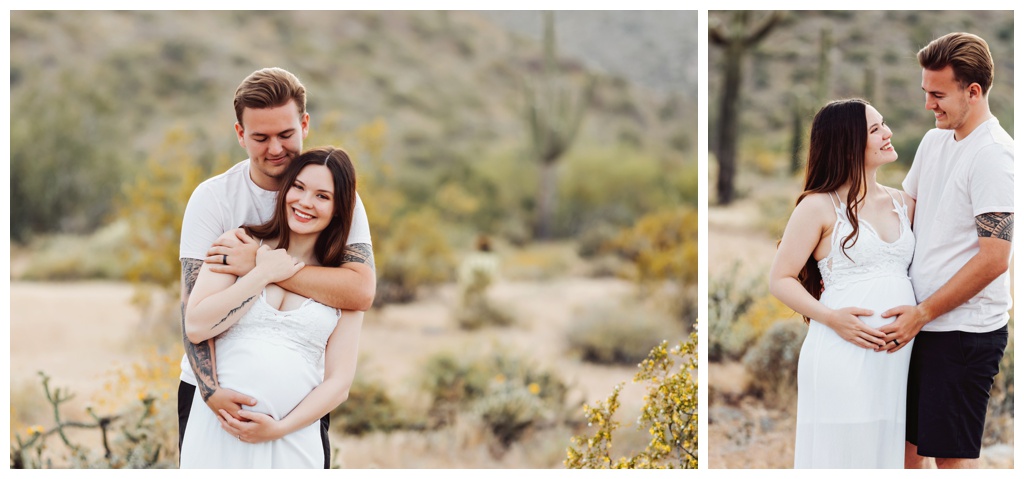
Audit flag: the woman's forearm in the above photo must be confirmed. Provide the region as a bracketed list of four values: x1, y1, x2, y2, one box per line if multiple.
[769, 275, 836, 327]
[273, 376, 352, 439]
[185, 270, 272, 343]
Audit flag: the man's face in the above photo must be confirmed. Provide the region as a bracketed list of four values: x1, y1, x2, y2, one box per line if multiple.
[235, 99, 309, 190]
[921, 65, 971, 132]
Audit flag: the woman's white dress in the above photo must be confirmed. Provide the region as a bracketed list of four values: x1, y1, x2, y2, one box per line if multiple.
[180, 290, 340, 468]
[794, 191, 916, 468]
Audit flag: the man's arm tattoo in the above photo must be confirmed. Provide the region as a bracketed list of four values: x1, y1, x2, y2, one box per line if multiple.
[976, 212, 1014, 242]
[181, 258, 218, 401]
[343, 243, 376, 272]
[210, 294, 257, 330]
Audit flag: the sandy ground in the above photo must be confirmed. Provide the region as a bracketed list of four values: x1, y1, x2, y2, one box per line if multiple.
[10, 276, 666, 467]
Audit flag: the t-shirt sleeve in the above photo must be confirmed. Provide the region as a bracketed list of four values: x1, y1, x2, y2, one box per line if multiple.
[179, 183, 228, 260]
[346, 192, 372, 246]
[969, 143, 1014, 216]
[902, 138, 925, 200]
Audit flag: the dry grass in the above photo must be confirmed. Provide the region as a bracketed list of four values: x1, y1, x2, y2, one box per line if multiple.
[10, 247, 657, 468]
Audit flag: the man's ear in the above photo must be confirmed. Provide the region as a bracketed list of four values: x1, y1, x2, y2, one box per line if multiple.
[968, 83, 983, 100]
[234, 122, 245, 147]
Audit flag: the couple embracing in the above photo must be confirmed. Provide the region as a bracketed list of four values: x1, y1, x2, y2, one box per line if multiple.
[176, 68, 375, 468]
[770, 32, 1013, 469]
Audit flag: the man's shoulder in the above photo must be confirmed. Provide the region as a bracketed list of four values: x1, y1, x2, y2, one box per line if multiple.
[189, 160, 250, 197]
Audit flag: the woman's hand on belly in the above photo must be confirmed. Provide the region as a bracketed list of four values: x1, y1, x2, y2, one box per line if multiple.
[216, 408, 286, 444]
[820, 306, 888, 350]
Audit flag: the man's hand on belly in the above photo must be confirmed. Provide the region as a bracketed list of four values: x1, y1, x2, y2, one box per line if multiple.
[878, 304, 929, 353]
[206, 387, 257, 421]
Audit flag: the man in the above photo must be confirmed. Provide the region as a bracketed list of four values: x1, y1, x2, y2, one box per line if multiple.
[879, 32, 1013, 469]
[177, 67, 375, 468]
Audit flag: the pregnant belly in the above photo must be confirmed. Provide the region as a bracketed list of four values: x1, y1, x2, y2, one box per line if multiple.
[820, 277, 916, 329]
[214, 338, 322, 420]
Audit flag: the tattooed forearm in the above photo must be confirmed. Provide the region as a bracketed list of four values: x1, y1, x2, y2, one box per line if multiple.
[210, 294, 256, 330]
[343, 243, 376, 272]
[181, 258, 218, 401]
[976, 212, 1014, 242]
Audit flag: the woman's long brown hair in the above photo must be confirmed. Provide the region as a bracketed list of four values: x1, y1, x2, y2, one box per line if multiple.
[245, 146, 357, 268]
[794, 99, 869, 318]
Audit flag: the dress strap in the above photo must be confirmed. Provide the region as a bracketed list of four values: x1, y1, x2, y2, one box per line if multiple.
[827, 191, 842, 211]
[884, 187, 910, 228]
[827, 191, 846, 246]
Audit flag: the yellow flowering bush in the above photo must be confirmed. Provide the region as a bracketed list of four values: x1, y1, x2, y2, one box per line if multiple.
[566, 331, 697, 469]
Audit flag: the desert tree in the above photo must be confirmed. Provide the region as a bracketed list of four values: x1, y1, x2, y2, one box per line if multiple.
[709, 11, 783, 205]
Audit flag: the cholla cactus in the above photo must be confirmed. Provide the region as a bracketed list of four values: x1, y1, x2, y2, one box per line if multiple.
[566, 331, 698, 469]
[454, 236, 512, 329]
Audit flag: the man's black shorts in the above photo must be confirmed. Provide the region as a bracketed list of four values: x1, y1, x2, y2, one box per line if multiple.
[177, 381, 332, 468]
[906, 324, 1007, 458]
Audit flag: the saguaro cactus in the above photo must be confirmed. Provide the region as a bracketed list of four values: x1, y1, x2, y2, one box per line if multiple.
[522, 11, 594, 239]
[710, 11, 783, 205]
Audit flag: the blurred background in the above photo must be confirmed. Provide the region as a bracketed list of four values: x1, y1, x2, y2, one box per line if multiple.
[707, 11, 1014, 468]
[9, 10, 697, 468]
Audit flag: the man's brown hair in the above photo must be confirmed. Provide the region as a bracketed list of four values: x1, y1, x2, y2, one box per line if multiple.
[917, 32, 994, 95]
[233, 67, 307, 125]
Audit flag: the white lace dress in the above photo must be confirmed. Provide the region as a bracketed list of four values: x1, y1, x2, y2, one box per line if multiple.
[794, 191, 916, 468]
[180, 290, 340, 468]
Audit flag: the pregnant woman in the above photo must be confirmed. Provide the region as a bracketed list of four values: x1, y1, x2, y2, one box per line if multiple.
[179, 147, 362, 468]
[769, 99, 917, 468]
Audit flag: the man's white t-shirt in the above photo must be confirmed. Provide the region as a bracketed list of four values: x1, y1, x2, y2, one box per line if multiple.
[178, 159, 372, 385]
[903, 117, 1013, 333]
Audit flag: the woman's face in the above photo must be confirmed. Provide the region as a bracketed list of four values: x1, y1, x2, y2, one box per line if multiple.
[864, 105, 898, 167]
[284, 164, 335, 236]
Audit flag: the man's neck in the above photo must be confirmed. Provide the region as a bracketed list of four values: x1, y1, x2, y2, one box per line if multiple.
[248, 164, 280, 192]
[954, 104, 994, 141]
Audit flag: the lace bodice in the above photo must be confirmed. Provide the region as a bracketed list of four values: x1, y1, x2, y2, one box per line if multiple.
[817, 191, 915, 292]
[217, 291, 340, 365]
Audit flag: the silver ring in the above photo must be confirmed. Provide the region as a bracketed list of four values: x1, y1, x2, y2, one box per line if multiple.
[223, 254, 228, 266]
[893, 339, 900, 346]
[237, 435, 241, 440]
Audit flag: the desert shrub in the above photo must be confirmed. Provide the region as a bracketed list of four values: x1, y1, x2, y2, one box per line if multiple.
[116, 128, 229, 324]
[984, 317, 1014, 446]
[453, 247, 514, 330]
[501, 242, 579, 281]
[16, 221, 130, 281]
[12, 351, 180, 469]
[471, 382, 549, 448]
[742, 320, 807, 407]
[566, 332, 698, 469]
[420, 348, 569, 448]
[611, 207, 698, 287]
[330, 373, 416, 436]
[576, 221, 620, 259]
[10, 68, 133, 242]
[609, 206, 698, 328]
[567, 300, 681, 366]
[556, 147, 683, 237]
[709, 262, 771, 361]
[371, 208, 458, 305]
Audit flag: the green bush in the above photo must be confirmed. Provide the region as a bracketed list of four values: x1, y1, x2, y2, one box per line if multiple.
[420, 347, 570, 446]
[330, 373, 416, 436]
[742, 320, 807, 407]
[16, 221, 130, 281]
[709, 262, 770, 361]
[567, 301, 682, 366]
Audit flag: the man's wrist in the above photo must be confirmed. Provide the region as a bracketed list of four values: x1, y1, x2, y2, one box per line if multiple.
[913, 304, 935, 326]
